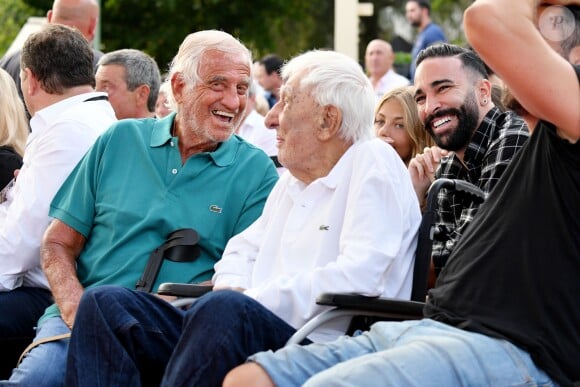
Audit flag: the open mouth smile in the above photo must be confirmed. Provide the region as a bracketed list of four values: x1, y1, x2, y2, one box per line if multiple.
[213, 110, 234, 123]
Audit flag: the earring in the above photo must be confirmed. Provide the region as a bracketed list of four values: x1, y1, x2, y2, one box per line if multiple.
[482, 98, 488, 105]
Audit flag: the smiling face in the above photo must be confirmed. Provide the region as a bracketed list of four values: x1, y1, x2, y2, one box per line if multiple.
[264, 74, 325, 177]
[413, 56, 481, 152]
[175, 49, 251, 144]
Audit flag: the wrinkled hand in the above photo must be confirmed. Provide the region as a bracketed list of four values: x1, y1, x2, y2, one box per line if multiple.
[60, 300, 80, 330]
[408, 146, 449, 203]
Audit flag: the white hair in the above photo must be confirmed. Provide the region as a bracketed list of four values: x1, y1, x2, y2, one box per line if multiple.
[281, 50, 375, 143]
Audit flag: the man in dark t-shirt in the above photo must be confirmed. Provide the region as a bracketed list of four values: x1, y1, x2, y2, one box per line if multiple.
[222, 1, 580, 386]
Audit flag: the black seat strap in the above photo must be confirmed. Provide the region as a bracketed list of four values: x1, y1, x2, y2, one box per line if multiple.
[135, 228, 201, 293]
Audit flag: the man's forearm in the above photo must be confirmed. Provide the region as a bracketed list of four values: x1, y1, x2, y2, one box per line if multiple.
[42, 246, 84, 328]
[41, 220, 86, 328]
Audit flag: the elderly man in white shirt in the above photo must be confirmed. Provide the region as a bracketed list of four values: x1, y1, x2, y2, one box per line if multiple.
[62, 49, 421, 387]
[0, 23, 116, 377]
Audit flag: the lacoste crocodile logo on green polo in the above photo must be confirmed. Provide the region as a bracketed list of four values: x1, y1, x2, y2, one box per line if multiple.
[209, 205, 222, 213]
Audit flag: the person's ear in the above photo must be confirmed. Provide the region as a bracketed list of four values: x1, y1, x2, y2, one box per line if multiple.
[476, 78, 492, 106]
[136, 84, 151, 107]
[86, 16, 97, 42]
[22, 68, 39, 95]
[318, 105, 342, 141]
[170, 73, 185, 105]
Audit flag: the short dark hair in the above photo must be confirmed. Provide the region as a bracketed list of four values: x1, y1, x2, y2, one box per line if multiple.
[259, 54, 283, 76]
[21, 24, 95, 94]
[416, 43, 488, 80]
[98, 49, 162, 112]
[465, 45, 495, 76]
[408, 0, 431, 13]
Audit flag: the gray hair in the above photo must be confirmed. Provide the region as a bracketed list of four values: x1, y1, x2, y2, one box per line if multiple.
[98, 48, 161, 112]
[282, 50, 375, 143]
[166, 30, 252, 113]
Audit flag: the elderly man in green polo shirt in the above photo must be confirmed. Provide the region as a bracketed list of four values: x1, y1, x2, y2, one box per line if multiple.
[5, 30, 278, 386]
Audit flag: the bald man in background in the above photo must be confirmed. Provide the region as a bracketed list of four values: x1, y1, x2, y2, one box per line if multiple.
[365, 39, 410, 102]
[0, 0, 102, 113]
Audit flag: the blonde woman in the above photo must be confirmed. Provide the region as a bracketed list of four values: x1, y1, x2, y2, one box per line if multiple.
[374, 86, 433, 165]
[0, 68, 28, 190]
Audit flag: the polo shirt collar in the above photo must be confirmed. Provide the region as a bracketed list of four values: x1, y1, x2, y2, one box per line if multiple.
[150, 112, 238, 167]
[150, 113, 174, 147]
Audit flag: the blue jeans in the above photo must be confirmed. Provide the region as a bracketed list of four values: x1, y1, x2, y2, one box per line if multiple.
[0, 287, 53, 379]
[65, 286, 307, 387]
[251, 319, 555, 387]
[1, 316, 70, 386]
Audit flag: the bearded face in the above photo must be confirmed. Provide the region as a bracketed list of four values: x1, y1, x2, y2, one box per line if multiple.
[424, 90, 479, 151]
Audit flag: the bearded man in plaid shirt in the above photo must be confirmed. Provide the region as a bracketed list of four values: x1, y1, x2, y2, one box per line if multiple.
[408, 43, 529, 278]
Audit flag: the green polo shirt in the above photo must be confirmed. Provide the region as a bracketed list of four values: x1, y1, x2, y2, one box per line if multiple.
[41, 113, 278, 322]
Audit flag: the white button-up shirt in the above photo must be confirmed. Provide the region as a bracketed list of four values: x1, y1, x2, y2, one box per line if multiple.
[213, 138, 421, 342]
[0, 92, 116, 291]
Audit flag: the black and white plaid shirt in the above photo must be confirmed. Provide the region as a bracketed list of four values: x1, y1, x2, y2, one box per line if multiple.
[432, 107, 529, 274]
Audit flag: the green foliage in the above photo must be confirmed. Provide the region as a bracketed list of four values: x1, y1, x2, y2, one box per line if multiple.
[2, 0, 469, 70]
[22, 0, 51, 9]
[99, 0, 332, 72]
[394, 51, 412, 65]
[0, 0, 43, 57]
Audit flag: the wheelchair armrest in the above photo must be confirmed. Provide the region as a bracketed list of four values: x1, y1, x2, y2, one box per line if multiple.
[157, 283, 213, 297]
[286, 293, 425, 346]
[316, 293, 425, 318]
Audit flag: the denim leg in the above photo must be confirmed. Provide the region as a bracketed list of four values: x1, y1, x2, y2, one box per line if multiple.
[303, 319, 555, 387]
[161, 289, 302, 387]
[64, 286, 185, 387]
[1, 316, 70, 386]
[0, 287, 53, 379]
[250, 330, 379, 387]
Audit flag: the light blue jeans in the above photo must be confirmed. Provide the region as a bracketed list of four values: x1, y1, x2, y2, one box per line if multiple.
[0, 316, 70, 386]
[251, 319, 555, 387]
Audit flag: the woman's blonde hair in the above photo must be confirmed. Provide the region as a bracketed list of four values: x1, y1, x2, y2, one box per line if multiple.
[0, 68, 28, 155]
[375, 86, 433, 159]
